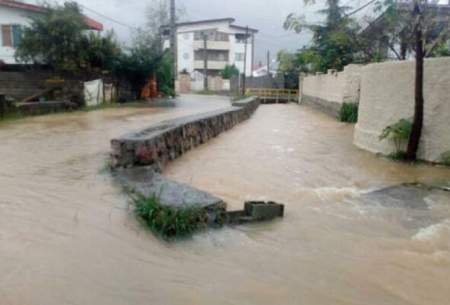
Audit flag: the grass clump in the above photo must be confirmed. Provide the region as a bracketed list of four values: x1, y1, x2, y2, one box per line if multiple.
[441, 151, 450, 166]
[134, 195, 208, 240]
[379, 118, 412, 158]
[339, 103, 358, 123]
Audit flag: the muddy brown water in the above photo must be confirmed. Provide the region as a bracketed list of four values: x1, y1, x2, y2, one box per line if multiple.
[1, 96, 450, 305]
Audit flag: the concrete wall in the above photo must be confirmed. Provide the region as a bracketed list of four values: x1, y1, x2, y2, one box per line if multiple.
[111, 97, 260, 169]
[354, 57, 450, 163]
[301, 65, 362, 117]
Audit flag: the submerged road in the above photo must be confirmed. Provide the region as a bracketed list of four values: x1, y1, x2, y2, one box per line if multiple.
[1, 95, 450, 305]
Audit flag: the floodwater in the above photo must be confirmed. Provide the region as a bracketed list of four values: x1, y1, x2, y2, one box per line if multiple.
[1, 96, 450, 305]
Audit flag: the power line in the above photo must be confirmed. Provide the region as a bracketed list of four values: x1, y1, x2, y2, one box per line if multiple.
[77, 3, 138, 30]
[345, 0, 378, 17]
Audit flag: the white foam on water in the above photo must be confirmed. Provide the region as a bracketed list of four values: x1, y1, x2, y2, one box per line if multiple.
[413, 220, 450, 241]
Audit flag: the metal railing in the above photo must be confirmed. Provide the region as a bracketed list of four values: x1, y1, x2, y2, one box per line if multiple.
[246, 88, 299, 103]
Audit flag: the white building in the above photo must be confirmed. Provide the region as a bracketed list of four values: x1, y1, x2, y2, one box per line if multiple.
[0, 0, 103, 64]
[164, 18, 257, 79]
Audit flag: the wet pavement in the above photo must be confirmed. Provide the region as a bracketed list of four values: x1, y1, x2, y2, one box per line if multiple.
[1, 96, 450, 305]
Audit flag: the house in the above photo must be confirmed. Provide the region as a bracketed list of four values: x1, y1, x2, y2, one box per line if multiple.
[163, 18, 258, 80]
[0, 0, 103, 64]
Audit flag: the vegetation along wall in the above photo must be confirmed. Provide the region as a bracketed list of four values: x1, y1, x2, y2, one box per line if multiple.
[300, 64, 362, 118]
[354, 57, 450, 164]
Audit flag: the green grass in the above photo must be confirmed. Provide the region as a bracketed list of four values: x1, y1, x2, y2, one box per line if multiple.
[134, 195, 208, 240]
[339, 103, 358, 123]
[387, 151, 409, 162]
[441, 151, 450, 166]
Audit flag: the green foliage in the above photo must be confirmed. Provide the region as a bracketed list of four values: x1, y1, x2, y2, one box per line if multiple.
[441, 151, 450, 166]
[135, 195, 207, 240]
[379, 118, 412, 154]
[387, 151, 409, 162]
[15, 2, 121, 74]
[284, 0, 359, 73]
[339, 103, 358, 123]
[220, 64, 239, 79]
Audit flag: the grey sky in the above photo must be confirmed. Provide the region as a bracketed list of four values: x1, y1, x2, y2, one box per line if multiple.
[26, 0, 373, 62]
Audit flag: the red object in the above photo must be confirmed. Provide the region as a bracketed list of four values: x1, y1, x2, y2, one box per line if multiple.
[150, 78, 158, 98]
[0, 0, 103, 31]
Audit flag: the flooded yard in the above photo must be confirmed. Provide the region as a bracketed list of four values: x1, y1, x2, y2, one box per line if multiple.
[1, 96, 449, 305]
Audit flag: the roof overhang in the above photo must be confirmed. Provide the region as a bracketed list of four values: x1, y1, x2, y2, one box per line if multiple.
[0, 0, 103, 31]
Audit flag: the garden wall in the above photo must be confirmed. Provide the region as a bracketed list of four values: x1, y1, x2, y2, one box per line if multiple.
[301, 64, 362, 117]
[111, 97, 260, 169]
[354, 57, 450, 163]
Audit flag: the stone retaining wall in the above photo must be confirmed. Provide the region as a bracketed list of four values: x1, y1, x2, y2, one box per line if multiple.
[111, 97, 260, 169]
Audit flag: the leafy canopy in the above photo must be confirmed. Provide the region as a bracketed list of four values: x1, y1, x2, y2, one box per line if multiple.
[15, 2, 120, 74]
[284, 0, 359, 72]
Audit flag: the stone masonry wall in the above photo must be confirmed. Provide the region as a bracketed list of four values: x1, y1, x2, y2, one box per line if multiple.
[354, 57, 450, 163]
[111, 97, 260, 169]
[301, 65, 362, 117]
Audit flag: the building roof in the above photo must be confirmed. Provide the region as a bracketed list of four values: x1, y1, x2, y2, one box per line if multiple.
[174, 17, 258, 33]
[0, 0, 104, 31]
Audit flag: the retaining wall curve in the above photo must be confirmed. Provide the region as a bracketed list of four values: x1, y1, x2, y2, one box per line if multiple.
[111, 97, 260, 169]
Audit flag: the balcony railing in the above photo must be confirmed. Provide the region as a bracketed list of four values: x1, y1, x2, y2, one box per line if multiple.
[193, 40, 230, 50]
[194, 60, 228, 70]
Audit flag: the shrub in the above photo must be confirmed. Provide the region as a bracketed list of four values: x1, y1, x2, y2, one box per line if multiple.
[134, 195, 208, 240]
[220, 64, 239, 79]
[339, 103, 358, 123]
[441, 151, 450, 166]
[379, 118, 412, 154]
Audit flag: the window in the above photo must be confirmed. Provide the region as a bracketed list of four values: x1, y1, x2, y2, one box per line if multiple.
[183, 52, 189, 60]
[183, 33, 190, 40]
[1, 25, 23, 47]
[194, 50, 229, 62]
[2, 25, 12, 47]
[194, 30, 229, 42]
[235, 52, 244, 61]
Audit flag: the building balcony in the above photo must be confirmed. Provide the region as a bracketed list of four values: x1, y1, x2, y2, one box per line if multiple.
[194, 60, 228, 70]
[193, 40, 230, 50]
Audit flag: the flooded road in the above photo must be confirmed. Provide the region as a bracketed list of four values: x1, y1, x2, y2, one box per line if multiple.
[1, 97, 450, 305]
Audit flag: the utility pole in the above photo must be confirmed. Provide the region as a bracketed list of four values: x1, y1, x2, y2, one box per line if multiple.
[266, 50, 271, 76]
[169, 0, 177, 88]
[202, 32, 208, 91]
[242, 26, 249, 96]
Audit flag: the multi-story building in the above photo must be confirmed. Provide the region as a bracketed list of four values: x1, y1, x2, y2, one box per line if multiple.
[164, 18, 258, 79]
[0, 0, 103, 64]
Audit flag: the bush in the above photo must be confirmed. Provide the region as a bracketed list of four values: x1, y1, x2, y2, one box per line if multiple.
[441, 151, 450, 166]
[339, 103, 358, 123]
[379, 118, 412, 156]
[220, 64, 239, 79]
[135, 195, 208, 240]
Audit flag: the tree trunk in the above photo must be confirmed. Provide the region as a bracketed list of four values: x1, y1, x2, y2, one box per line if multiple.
[406, 22, 424, 161]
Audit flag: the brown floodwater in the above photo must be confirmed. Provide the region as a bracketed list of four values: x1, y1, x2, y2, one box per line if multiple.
[1, 96, 450, 305]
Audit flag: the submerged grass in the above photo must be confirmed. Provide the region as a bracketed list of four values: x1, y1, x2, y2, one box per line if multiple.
[134, 195, 208, 240]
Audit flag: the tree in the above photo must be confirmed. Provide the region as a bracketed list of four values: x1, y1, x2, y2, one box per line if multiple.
[220, 64, 239, 79]
[372, 0, 450, 160]
[284, 0, 359, 72]
[15, 2, 120, 75]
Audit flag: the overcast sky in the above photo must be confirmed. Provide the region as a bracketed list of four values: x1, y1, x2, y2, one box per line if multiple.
[26, 0, 375, 62]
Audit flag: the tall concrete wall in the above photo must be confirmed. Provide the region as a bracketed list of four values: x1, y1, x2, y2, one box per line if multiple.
[301, 65, 362, 117]
[354, 57, 450, 163]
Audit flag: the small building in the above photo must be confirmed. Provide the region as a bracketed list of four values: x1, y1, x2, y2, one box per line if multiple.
[0, 0, 103, 64]
[163, 18, 258, 80]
